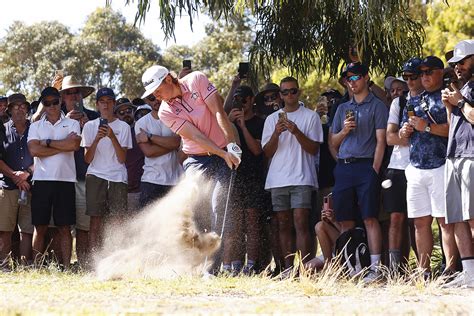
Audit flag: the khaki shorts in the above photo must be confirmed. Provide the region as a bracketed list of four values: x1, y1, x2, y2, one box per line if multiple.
[445, 157, 474, 223]
[75, 181, 90, 231]
[85, 175, 128, 217]
[0, 188, 34, 234]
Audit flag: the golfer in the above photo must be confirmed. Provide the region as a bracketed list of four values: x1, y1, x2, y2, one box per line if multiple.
[141, 65, 241, 236]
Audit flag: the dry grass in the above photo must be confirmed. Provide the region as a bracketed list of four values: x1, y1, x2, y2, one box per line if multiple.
[1, 261, 473, 315]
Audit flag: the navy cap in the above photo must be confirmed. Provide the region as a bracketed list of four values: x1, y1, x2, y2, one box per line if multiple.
[402, 57, 423, 74]
[342, 62, 369, 77]
[420, 56, 444, 70]
[96, 87, 116, 101]
[233, 85, 254, 98]
[113, 97, 135, 113]
[39, 87, 60, 102]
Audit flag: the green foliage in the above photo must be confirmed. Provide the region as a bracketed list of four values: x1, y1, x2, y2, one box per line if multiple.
[119, 0, 425, 78]
[0, 8, 160, 103]
[423, 0, 474, 61]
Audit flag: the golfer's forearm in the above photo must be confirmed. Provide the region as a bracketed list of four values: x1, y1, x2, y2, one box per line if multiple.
[216, 111, 236, 144]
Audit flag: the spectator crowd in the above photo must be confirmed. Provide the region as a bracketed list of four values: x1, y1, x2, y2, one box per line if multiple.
[0, 39, 473, 288]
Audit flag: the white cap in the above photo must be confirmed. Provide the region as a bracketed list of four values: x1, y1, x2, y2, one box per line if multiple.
[141, 65, 169, 99]
[384, 76, 406, 90]
[136, 104, 152, 112]
[448, 40, 474, 63]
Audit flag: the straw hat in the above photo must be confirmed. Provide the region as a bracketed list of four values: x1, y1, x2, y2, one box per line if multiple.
[59, 75, 95, 98]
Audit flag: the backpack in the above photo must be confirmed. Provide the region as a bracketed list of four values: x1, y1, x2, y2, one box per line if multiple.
[334, 227, 371, 277]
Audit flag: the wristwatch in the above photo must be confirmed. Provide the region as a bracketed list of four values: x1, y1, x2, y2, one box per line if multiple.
[457, 99, 466, 109]
[46, 139, 52, 147]
[146, 132, 153, 142]
[424, 122, 431, 133]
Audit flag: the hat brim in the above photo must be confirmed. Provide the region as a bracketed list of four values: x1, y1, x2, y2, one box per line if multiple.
[8, 101, 30, 108]
[60, 85, 95, 98]
[141, 79, 164, 99]
[447, 55, 467, 64]
[113, 102, 136, 113]
[255, 88, 280, 100]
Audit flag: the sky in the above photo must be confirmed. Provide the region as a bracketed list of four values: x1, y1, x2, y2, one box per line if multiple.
[0, 0, 210, 48]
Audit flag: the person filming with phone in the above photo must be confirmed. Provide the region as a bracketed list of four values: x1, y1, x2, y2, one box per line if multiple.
[81, 88, 132, 258]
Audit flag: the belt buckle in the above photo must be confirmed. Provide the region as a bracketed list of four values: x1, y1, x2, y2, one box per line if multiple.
[344, 157, 355, 164]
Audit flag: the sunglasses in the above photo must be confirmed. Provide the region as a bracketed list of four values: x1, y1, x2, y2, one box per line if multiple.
[280, 88, 298, 96]
[146, 94, 156, 102]
[420, 68, 441, 76]
[263, 93, 278, 102]
[346, 75, 362, 82]
[43, 99, 60, 107]
[11, 103, 28, 110]
[402, 74, 420, 81]
[64, 89, 81, 96]
[118, 108, 133, 116]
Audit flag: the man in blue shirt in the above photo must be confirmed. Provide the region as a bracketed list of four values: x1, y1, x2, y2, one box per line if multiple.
[441, 40, 474, 288]
[399, 56, 457, 277]
[329, 63, 388, 282]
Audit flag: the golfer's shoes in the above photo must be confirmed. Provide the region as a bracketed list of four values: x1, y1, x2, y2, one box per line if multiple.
[442, 271, 474, 288]
[362, 268, 383, 284]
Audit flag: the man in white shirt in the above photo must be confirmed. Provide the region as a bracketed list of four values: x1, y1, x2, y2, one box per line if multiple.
[384, 57, 424, 272]
[81, 88, 132, 254]
[262, 76, 323, 270]
[135, 96, 182, 208]
[27, 87, 81, 268]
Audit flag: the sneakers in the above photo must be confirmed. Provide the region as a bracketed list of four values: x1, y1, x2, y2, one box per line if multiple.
[362, 268, 382, 284]
[442, 271, 474, 288]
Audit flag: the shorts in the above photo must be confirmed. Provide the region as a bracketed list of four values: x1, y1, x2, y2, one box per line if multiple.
[139, 182, 174, 208]
[382, 168, 407, 213]
[31, 181, 76, 226]
[75, 181, 89, 231]
[405, 163, 446, 219]
[270, 185, 313, 212]
[85, 175, 128, 217]
[332, 161, 380, 221]
[0, 188, 34, 234]
[445, 157, 474, 223]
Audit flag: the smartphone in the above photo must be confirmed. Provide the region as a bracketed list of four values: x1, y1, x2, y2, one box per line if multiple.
[278, 111, 287, 121]
[345, 109, 355, 120]
[99, 118, 108, 127]
[183, 60, 192, 69]
[238, 62, 249, 79]
[407, 104, 415, 118]
[74, 99, 84, 113]
[232, 98, 243, 110]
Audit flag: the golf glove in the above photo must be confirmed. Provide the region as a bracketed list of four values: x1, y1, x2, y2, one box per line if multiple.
[227, 142, 242, 162]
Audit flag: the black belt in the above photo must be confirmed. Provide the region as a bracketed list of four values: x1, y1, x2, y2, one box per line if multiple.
[338, 157, 374, 164]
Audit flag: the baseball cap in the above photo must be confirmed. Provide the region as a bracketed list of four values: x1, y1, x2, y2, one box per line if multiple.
[7, 93, 30, 107]
[96, 87, 116, 101]
[384, 76, 406, 90]
[233, 85, 254, 98]
[420, 56, 444, 69]
[134, 104, 152, 120]
[141, 65, 169, 99]
[39, 87, 60, 102]
[321, 88, 342, 99]
[447, 40, 474, 64]
[402, 57, 423, 74]
[342, 62, 369, 77]
[113, 97, 135, 114]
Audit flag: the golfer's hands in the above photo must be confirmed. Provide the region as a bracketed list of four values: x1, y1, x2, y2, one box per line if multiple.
[225, 142, 242, 169]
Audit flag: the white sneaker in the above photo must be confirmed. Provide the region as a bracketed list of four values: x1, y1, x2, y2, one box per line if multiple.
[442, 271, 474, 288]
[362, 268, 382, 284]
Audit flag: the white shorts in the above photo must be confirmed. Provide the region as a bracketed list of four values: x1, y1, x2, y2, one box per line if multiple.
[405, 163, 446, 219]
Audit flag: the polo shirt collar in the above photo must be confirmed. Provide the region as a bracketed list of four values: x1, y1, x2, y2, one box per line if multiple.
[350, 92, 375, 106]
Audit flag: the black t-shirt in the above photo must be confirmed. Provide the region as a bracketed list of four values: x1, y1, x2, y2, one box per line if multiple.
[235, 115, 265, 181]
[318, 123, 336, 188]
[0, 123, 6, 188]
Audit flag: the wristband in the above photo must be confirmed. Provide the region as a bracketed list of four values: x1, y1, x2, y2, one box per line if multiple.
[46, 139, 52, 147]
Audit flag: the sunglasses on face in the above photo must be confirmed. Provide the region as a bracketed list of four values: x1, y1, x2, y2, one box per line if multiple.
[11, 103, 28, 110]
[280, 88, 298, 96]
[263, 93, 278, 102]
[146, 94, 156, 102]
[43, 99, 60, 107]
[64, 89, 81, 96]
[402, 74, 419, 81]
[346, 75, 362, 82]
[118, 108, 133, 116]
[420, 68, 441, 76]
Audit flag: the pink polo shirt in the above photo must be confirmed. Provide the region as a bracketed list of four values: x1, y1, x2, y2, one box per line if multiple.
[158, 71, 227, 155]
